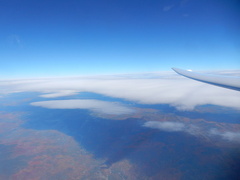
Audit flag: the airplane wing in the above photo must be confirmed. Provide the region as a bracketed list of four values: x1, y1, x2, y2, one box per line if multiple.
[172, 68, 240, 91]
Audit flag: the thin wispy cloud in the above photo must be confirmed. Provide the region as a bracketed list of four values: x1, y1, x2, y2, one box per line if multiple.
[0, 72, 240, 111]
[40, 90, 79, 98]
[7, 34, 22, 47]
[143, 121, 201, 136]
[163, 5, 175, 12]
[210, 129, 240, 143]
[143, 121, 240, 143]
[144, 121, 185, 132]
[31, 99, 134, 115]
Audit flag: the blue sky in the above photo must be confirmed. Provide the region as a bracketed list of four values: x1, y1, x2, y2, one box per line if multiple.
[0, 0, 239, 78]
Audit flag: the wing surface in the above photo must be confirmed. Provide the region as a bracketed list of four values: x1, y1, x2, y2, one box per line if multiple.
[172, 68, 240, 91]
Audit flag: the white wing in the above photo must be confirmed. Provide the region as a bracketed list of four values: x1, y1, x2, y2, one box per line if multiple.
[172, 68, 240, 91]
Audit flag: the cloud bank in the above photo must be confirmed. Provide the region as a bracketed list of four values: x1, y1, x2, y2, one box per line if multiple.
[0, 71, 240, 110]
[31, 99, 134, 115]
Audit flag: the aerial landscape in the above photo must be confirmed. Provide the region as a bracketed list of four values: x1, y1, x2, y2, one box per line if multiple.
[0, 0, 240, 180]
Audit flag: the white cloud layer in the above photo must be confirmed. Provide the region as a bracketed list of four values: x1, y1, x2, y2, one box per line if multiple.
[0, 71, 240, 110]
[31, 99, 134, 115]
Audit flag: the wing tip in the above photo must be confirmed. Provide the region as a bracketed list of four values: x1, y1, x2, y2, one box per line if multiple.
[171, 67, 183, 75]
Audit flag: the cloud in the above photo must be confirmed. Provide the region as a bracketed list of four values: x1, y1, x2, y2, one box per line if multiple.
[143, 121, 240, 143]
[163, 5, 175, 12]
[210, 129, 240, 143]
[143, 121, 185, 132]
[7, 34, 22, 47]
[31, 99, 134, 115]
[143, 121, 200, 135]
[0, 71, 240, 111]
[40, 90, 79, 98]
